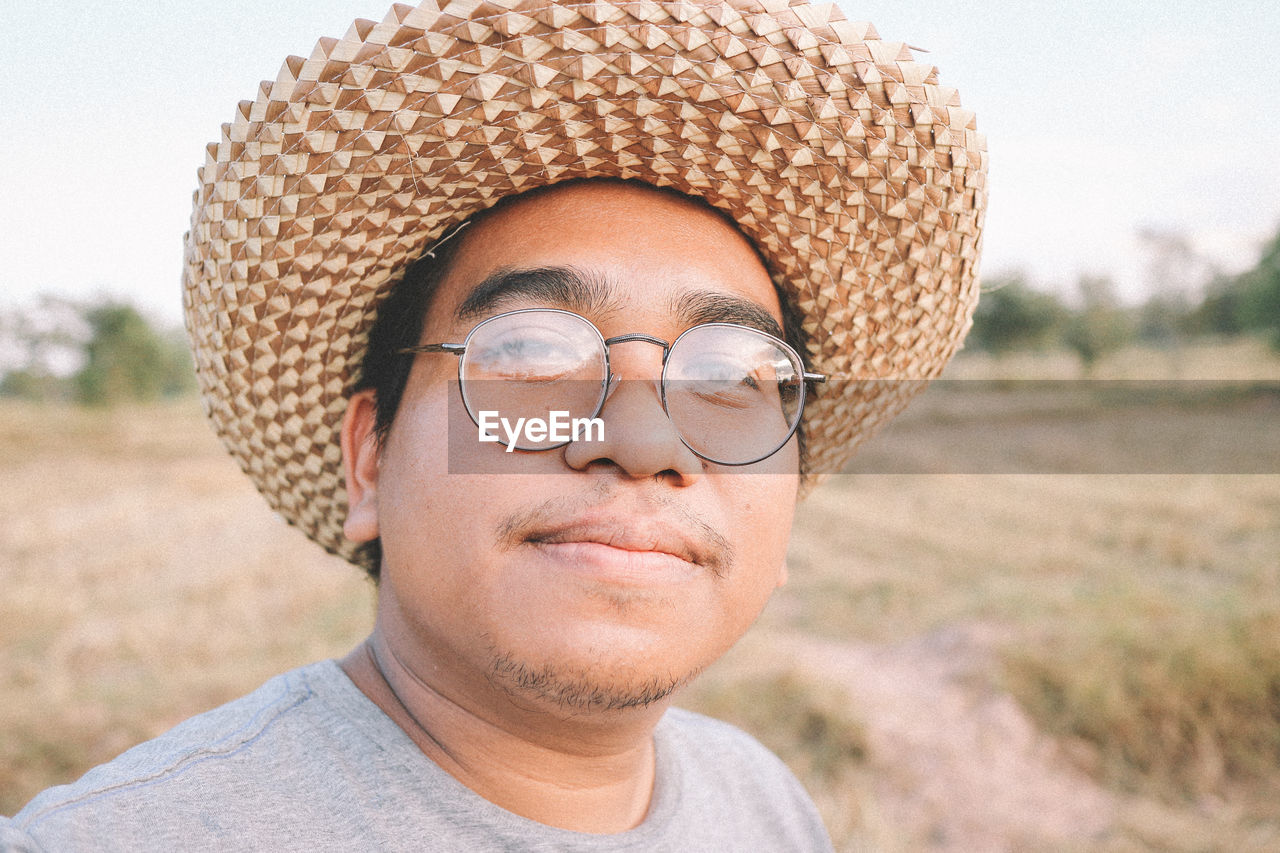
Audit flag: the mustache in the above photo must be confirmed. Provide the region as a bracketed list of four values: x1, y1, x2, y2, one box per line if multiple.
[494, 485, 734, 576]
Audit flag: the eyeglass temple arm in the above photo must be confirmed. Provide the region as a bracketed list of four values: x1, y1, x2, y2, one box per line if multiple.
[399, 343, 466, 356]
[803, 371, 827, 383]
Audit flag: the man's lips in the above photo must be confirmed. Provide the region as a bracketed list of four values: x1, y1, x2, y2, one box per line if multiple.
[496, 494, 734, 577]
[525, 519, 701, 566]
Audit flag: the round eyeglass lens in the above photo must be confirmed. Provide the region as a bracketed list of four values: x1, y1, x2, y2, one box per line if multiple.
[459, 310, 608, 450]
[663, 324, 803, 464]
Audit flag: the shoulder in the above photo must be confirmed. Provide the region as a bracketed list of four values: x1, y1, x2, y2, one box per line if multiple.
[659, 705, 795, 781]
[653, 707, 834, 851]
[0, 819, 41, 853]
[655, 701, 783, 763]
[7, 661, 359, 851]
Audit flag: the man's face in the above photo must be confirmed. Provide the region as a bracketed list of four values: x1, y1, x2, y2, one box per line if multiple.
[347, 181, 799, 715]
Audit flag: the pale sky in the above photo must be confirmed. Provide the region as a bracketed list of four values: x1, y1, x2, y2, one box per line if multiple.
[3, 0, 1278, 323]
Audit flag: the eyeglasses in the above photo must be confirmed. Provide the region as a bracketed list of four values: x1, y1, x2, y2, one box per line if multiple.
[401, 308, 825, 466]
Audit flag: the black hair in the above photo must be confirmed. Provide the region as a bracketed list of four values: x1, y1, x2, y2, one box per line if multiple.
[349, 179, 813, 580]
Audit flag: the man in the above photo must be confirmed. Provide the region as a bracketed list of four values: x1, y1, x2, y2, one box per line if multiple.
[3, 0, 984, 848]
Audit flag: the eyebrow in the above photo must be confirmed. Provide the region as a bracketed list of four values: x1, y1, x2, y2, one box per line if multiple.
[669, 290, 784, 339]
[455, 265, 784, 339]
[456, 266, 617, 320]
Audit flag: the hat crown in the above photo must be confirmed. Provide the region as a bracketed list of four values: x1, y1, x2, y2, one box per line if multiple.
[184, 0, 986, 564]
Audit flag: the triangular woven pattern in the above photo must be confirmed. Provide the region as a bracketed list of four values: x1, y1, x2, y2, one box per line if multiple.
[183, 0, 987, 564]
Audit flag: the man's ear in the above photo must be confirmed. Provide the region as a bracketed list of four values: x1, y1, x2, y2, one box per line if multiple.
[341, 389, 381, 543]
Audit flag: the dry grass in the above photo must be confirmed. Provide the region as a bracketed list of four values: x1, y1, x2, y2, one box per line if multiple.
[4, 343, 1279, 850]
[768, 470, 1280, 848]
[0, 400, 374, 814]
[1002, 602, 1280, 799]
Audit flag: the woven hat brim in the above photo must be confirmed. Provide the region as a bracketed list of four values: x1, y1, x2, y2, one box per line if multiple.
[183, 0, 987, 565]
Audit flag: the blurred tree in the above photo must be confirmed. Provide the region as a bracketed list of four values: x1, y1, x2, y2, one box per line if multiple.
[74, 301, 195, 404]
[1236, 227, 1280, 349]
[0, 369, 56, 399]
[1184, 274, 1245, 337]
[1134, 229, 1212, 356]
[0, 297, 85, 400]
[1062, 276, 1132, 373]
[968, 273, 1066, 354]
[1135, 292, 1192, 347]
[0, 296, 194, 404]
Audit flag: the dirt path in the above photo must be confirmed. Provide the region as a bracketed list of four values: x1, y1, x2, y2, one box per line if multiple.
[774, 626, 1118, 851]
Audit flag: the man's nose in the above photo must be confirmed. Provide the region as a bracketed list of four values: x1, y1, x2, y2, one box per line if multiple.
[561, 342, 703, 483]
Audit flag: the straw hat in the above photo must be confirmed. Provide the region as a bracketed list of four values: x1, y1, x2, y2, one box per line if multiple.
[183, 0, 987, 565]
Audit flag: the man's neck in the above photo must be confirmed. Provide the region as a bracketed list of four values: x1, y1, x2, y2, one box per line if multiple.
[339, 632, 666, 833]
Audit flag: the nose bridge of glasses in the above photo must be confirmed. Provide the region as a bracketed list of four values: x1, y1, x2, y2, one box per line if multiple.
[600, 332, 671, 387]
[602, 332, 671, 357]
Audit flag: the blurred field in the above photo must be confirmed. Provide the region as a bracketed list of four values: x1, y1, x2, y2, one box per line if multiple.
[3, 342, 1279, 850]
[0, 401, 375, 812]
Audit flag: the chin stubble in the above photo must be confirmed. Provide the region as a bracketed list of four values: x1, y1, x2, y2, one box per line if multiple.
[486, 650, 702, 712]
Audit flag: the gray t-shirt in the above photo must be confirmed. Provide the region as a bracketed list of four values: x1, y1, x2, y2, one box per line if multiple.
[3, 660, 833, 852]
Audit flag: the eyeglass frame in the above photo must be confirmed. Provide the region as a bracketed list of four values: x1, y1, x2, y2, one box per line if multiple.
[399, 307, 827, 466]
